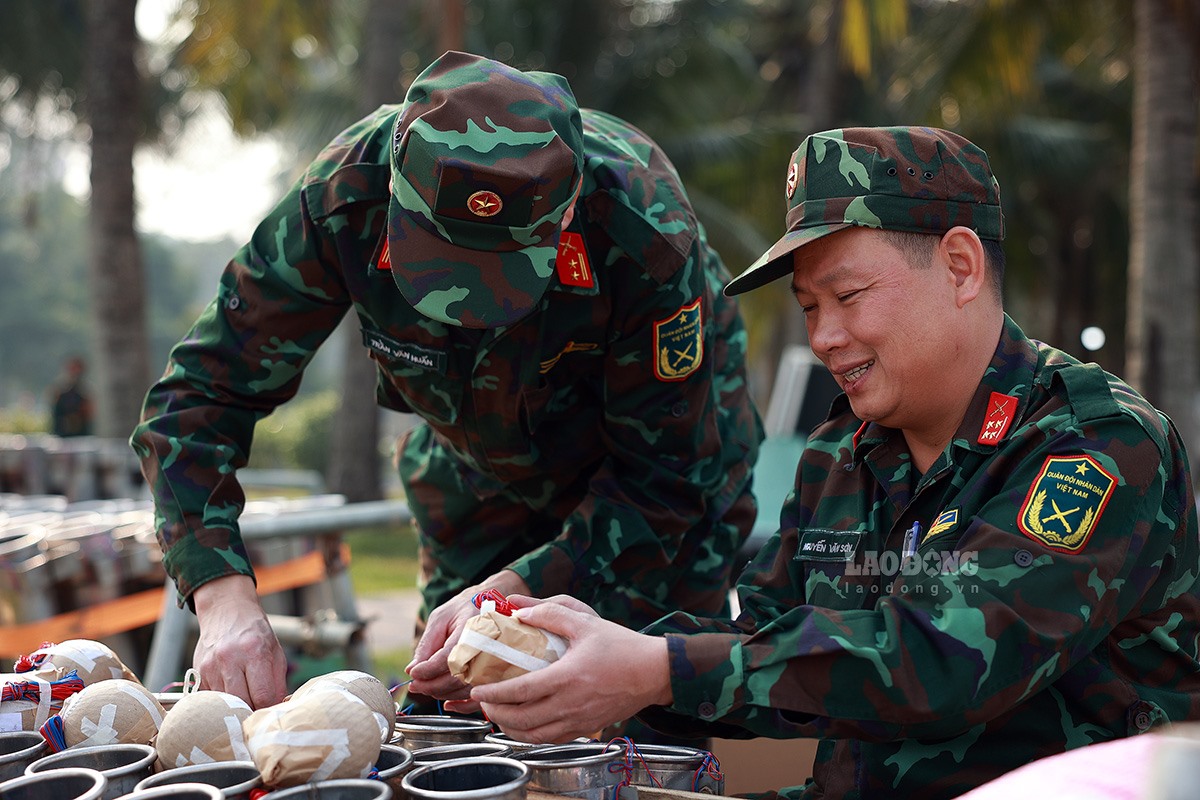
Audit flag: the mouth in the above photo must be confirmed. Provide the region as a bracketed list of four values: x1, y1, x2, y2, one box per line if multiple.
[840, 361, 874, 383]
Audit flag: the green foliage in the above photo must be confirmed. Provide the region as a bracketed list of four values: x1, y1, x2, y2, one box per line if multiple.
[0, 405, 48, 434]
[248, 389, 339, 474]
[0, 169, 202, 409]
[345, 524, 420, 594]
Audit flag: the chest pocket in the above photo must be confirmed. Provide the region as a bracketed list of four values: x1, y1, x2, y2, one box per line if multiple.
[794, 527, 881, 609]
[361, 326, 463, 426]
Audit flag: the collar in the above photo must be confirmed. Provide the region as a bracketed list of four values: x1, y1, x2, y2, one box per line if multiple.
[847, 314, 1035, 463]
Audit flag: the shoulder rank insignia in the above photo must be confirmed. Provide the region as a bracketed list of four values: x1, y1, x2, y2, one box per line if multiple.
[653, 298, 703, 381]
[555, 232, 593, 288]
[923, 508, 959, 544]
[1017, 454, 1116, 552]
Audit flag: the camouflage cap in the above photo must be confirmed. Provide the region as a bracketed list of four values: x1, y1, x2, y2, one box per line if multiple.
[724, 126, 1004, 296]
[388, 51, 584, 328]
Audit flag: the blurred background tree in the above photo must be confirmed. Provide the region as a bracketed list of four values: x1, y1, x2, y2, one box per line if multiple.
[0, 0, 1196, 483]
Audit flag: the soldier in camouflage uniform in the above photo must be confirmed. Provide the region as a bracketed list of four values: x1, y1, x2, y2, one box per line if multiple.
[130, 51, 762, 717]
[471, 127, 1200, 798]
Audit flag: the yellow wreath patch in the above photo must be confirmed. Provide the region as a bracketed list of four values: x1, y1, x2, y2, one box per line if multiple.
[1017, 455, 1115, 552]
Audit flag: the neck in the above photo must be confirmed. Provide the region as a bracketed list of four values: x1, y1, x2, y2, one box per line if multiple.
[904, 309, 1004, 473]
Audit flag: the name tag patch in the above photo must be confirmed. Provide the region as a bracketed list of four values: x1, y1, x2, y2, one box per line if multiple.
[796, 529, 862, 562]
[361, 328, 447, 374]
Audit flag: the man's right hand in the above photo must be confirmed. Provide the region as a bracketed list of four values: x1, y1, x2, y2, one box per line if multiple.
[191, 574, 288, 709]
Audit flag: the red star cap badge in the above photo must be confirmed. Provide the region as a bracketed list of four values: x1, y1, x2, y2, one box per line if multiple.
[467, 190, 503, 217]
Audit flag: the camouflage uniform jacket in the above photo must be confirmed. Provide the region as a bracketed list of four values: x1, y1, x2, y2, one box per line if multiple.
[131, 105, 763, 616]
[640, 315, 1200, 798]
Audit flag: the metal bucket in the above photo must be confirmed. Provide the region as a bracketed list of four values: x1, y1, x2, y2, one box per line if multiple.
[0, 733, 47, 783]
[391, 717, 493, 751]
[0, 766, 107, 800]
[133, 761, 262, 799]
[267, 778, 394, 799]
[412, 743, 512, 766]
[375, 743, 416, 796]
[402, 757, 530, 800]
[483, 733, 590, 754]
[516, 743, 625, 800]
[25, 743, 157, 800]
[626, 744, 724, 795]
[115, 783, 225, 800]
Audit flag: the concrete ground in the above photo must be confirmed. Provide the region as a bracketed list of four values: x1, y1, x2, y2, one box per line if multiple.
[357, 590, 422, 656]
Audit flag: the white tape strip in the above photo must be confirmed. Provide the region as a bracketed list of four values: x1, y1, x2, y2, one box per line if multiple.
[32, 676, 51, 729]
[63, 643, 101, 673]
[116, 681, 165, 727]
[78, 702, 120, 746]
[247, 728, 352, 783]
[459, 628, 555, 673]
[183, 746, 215, 766]
[224, 714, 252, 761]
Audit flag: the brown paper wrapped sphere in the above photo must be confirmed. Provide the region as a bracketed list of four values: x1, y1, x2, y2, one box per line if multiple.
[154, 690, 254, 769]
[24, 639, 139, 685]
[293, 670, 395, 743]
[59, 678, 165, 747]
[243, 686, 381, 788]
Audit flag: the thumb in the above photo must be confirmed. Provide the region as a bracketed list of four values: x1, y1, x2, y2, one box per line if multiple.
[513, 602, 586, 639]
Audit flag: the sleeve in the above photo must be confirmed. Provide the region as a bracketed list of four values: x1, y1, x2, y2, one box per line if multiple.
[129, 180, 351, 605]
[638, 412, 1197, 742]
[505, 224, 748, 606]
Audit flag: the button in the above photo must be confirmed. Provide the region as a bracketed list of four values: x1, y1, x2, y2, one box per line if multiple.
[670, 402, 687, 418]
[226, 295, 241, 310]
[1134, 711, 1152, 731]
[1014, 549, 1033, 567]
[697, 701, 717, 720]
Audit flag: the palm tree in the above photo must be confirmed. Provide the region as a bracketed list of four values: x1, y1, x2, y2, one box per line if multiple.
[86, 0, 151, 438]
[1126, 0, 1200, 470]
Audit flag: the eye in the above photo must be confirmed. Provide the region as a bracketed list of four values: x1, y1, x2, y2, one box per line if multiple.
[837, 289, 862, 303]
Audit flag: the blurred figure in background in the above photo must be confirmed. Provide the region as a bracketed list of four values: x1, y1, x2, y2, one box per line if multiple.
[49, 355, 93, 437]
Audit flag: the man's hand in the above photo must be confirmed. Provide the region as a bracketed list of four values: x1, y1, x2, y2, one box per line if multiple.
[191, 574, 288, 709]
[468, 599, 674, 743]
[407, 570, 531, 704]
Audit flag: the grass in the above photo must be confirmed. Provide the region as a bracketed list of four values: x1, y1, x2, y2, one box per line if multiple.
[344, 522, 421, 596]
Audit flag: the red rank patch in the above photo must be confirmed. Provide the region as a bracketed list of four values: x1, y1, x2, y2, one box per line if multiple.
[376, 239, 392, 272]
[978, 391, 1017, 445]
[555, 232, 593, 288]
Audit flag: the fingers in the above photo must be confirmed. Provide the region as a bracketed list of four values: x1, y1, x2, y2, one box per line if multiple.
[193, 622, 287, 709]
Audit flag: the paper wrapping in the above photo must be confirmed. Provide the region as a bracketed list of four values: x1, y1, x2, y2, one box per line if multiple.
[448, 606, 568, 685]
[243, 685, 381, 788]
[0, 672, 56, 731]
[292, 669, 395, 743]
[23, 639, 140, 685]
[154, 689, 254, 770]
[60, 678, 165, 747]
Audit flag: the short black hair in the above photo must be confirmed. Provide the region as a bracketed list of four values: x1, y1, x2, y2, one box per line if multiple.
[880, 230, 1005, 299]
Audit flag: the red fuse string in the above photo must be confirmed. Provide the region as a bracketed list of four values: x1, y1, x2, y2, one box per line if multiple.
[471, 588, 515, 615]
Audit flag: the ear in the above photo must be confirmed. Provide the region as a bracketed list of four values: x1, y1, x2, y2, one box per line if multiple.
[939, 227, 987, 308]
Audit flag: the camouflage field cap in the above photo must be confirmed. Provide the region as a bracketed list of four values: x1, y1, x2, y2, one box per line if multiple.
[388, 51, 584, 328]
[724, 126, 1004, 296]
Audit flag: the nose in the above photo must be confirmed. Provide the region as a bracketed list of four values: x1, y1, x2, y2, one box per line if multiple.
[806, 307, 848, 357]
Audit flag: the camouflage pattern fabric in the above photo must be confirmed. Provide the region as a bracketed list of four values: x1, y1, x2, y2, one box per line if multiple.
[129, 96, 763, 645]
[639, 315, 1200, 798]
[385, 51, 584, 329]
[725, 126, 1004, 296]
